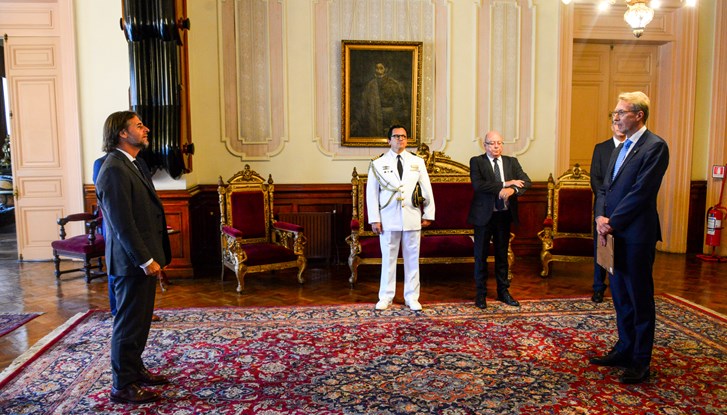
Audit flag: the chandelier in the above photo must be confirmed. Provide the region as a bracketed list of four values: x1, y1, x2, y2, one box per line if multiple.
[561, 0, 697, 38]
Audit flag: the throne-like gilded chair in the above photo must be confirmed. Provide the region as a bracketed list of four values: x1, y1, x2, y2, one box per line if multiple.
[218, 165, 307, 292]
[537, 164, 594, 277]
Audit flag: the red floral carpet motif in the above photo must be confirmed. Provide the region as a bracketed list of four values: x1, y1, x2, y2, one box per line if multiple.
[0, 295, 724, 414]
[0, 312, 41, 338]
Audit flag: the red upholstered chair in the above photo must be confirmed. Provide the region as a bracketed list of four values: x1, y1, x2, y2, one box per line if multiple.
[218, 165, 307, 292]
[537, 164, 594, 277]
[51, 210, 106, 283]
[346, 146, 514, 287]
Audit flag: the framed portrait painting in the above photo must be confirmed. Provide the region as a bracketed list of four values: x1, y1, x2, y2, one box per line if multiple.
[341, 40, 422, 147]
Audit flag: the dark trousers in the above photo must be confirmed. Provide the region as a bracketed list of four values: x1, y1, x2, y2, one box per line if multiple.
[473, 211, 511, 297]
[611, 238, 656, 370]
[108, 275, 117, 316]
[592, 229, 608, 292]
[111, 273, 157, 389]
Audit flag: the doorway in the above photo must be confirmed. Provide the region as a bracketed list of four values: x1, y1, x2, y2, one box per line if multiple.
[0, 39, 17, 260]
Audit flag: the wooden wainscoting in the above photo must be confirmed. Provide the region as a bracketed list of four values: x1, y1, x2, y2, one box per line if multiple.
[85, 180, 708, 277]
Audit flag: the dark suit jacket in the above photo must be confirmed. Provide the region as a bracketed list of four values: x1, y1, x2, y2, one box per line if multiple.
[467, 154, 531, 226]
[590, 137, 617, 195]
[595, 129, 669, 244]
[95, 150, 171, 276]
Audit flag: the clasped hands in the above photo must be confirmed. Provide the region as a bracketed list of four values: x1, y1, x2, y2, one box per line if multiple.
[499, 179, 525, 202]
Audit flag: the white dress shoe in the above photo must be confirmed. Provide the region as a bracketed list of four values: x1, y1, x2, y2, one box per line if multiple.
[406, 300, 422, 311]
[375, 300, 392, 310]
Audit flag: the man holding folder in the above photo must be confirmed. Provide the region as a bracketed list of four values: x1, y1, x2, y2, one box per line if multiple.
[592, 92, 669, 384]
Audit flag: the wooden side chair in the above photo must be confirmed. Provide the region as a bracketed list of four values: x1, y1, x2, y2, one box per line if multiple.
[51, 210, 106, 283]
[218, 165, 307, 292]
[537, 164, 594, 277]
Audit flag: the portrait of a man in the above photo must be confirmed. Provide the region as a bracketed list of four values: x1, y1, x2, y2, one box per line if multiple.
[342, 41, 421, 147]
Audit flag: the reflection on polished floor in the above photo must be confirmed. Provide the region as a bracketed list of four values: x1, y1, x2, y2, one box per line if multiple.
[1, 249, 726, 371]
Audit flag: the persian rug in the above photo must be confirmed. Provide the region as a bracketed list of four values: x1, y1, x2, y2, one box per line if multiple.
[0, 312, 41, 338]
[0, 295, 724, 415]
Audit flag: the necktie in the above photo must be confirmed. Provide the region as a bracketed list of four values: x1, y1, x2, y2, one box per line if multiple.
[493, 158, 505, 210]
[397, 155, 403, 179]
[612, 139, 633, 180]
[133, 159, 152, 187]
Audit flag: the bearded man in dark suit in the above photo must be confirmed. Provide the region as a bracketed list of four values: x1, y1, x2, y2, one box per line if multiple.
[589, 121, 626, 303]
[96, 111, 171, 404]
[592, 91, 669, 384]
[467, 130, 531, 309]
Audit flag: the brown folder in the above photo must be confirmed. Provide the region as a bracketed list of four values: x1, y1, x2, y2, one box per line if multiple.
[597, 234, 614, 274]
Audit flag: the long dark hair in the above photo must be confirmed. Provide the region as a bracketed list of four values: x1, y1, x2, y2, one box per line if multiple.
[102, 111, 138, 152]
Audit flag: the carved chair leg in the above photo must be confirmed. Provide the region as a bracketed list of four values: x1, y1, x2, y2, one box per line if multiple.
[52, 250, 61, 280]
[348, 256, 360, 288]
[235, 265, 247, 293]
[296, 257, 307, 284]
[540, 257, 552, 278]
[83, 257, 93, 283]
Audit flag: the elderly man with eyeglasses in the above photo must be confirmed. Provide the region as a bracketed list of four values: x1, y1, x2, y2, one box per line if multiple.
[467, 131, 531, 309]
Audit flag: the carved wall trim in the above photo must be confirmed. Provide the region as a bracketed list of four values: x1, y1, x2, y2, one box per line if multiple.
[476, 0, 536, 156]
[218, 0, 287, 160]
[556, 1, 698, 253]
[313, 0, 448, 160]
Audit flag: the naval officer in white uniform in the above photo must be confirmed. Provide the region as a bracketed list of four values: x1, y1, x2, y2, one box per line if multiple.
[366, 124, 435, 311]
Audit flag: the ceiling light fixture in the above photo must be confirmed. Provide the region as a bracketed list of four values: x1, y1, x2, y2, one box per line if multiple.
[562, 0, 697, 38]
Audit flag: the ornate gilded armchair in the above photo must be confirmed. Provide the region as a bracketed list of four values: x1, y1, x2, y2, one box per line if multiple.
[218, 165, 307, 292]
[537, 164, 594, 277]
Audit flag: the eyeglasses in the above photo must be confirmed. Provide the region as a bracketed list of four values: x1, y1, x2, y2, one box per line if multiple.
[609, 109, 638, 119]
[484, 141, 503, 146]
[391, 134, 407, 140]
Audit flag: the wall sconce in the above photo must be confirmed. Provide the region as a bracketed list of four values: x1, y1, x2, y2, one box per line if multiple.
[561, 0, 697, 38]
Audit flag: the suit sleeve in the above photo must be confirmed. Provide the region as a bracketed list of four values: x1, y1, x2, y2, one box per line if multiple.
[608, 140, 669, 232]
[469, 156, 503, 195]
[418, 159, 435, 220]
[509, 157, 531, 195]
[590, 145, 603, 194]
[366, 163, 381, 224]
[96, 162, 153, 267]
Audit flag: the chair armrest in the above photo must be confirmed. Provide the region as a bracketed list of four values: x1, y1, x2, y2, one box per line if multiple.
[350, 219, 360, 231]
[273, 221, 303, 233]
[542, 217, 553, 227]
[57, 212, 96, 226]
[222, 225, 244, 238]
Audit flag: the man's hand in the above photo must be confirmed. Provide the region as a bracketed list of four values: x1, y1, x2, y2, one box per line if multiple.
[595, 216, 612, 238]
[504, 179, 525, 189]
[142, 260, 162, 277]
[421, 219, 432, 228]
[499, 187, 516, 202]
[371, 222, 383, 235]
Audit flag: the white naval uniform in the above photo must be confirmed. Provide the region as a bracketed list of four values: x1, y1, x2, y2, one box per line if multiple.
[366, 149, 435, 305]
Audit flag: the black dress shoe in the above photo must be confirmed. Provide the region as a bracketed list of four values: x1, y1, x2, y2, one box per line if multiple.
[496, 291, 520, 307]
[592, 289, 605, 303]
[110, 383, 160, 404]
[138, 368, 170, 386]
[589, 349, 628, 367]
[619, 366, 650, 384]
[475, 295, 487, 309]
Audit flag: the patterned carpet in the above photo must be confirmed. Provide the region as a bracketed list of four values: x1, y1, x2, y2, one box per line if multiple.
[0, 295, 724, 414]
[0, 312, 40, 338]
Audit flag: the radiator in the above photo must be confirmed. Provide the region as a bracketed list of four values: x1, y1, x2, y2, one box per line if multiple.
[279, 212, 332, 260]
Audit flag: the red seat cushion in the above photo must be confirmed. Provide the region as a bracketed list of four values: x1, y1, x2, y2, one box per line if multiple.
[358, 235, 487, 259]
[241, 243, 298, 266]
[551, 237, 593, 257]
[51, 234, 105, 255]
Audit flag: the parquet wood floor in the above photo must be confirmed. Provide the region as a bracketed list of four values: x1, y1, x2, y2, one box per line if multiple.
[1, 253, 725, 372]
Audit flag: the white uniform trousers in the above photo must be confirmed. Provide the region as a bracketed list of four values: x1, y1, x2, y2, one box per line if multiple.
[378, 229, 421, 304]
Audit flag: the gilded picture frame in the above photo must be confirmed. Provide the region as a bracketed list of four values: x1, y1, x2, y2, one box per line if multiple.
[341, 40, 422, 147]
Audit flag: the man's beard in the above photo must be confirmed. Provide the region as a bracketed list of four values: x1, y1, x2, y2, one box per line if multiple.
[131, 140, 149, 149]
